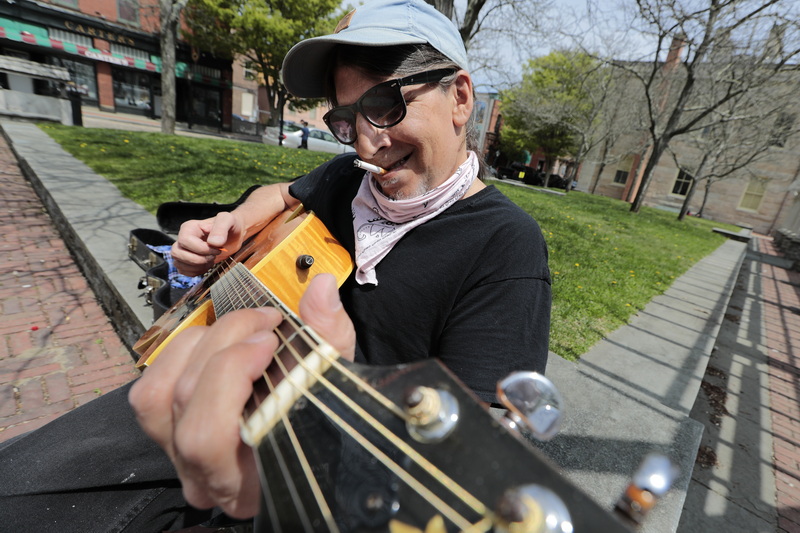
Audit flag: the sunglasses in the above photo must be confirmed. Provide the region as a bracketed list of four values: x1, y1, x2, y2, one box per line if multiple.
[323, 68, 457, 145]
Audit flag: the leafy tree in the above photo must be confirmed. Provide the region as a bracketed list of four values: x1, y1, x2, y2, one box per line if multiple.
[183, 0, 341, 126]
[500, 50, 616, 185]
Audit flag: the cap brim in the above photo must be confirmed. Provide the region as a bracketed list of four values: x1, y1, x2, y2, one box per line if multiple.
[282, 31, 426, 99]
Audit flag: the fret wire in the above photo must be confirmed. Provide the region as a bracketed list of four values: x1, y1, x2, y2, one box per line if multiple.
[260, 371, 340, 532]
[267, 348, 483, 532]
[223, 264, 404, 422]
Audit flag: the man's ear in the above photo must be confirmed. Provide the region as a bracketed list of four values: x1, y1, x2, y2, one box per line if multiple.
[451, 71, 473, 128]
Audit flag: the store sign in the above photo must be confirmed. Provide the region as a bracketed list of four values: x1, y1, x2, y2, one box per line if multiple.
[82, 49, 130, 67]
[63, 21, 135, 47]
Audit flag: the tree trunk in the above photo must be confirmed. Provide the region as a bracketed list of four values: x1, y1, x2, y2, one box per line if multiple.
[677, 152, 709, 221]
[698, 179, 713, 217]
[677, 178, 698, 221]
[630, 137, 670, 212]
[159, 0, 180, 135]
[589, 137, 610, 194]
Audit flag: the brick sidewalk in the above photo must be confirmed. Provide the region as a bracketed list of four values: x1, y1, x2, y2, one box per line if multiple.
[757, 237, 800, 533]
[0, 133, 138, 443]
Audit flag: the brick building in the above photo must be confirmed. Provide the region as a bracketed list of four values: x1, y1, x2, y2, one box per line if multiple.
[0, 0, 232, 130]
[575, 42, 800, 235]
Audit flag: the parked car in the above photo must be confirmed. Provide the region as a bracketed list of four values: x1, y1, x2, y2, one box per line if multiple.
[261, 121, 302, 146]
[282, 127, 356, 154]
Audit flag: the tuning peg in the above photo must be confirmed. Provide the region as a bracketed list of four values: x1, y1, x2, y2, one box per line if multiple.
[614, 454, 678, 525]
[496, 372, 564, 441]
[495, 484, 573, 533]
[404, 386, 459, 443]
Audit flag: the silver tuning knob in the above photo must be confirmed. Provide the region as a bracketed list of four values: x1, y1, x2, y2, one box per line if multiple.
[615, 453, 679, 524]
[495, 484, 573, 533]
[497, 372, 564, 441]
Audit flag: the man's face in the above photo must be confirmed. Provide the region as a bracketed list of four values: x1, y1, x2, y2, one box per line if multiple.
[333, 65, 471, 200]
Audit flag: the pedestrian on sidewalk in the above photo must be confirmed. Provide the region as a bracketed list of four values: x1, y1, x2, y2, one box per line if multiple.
[0, 1, 551, 530]
[298, 119, 310, 149]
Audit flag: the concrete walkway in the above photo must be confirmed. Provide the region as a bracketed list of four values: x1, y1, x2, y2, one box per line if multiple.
[0, 115, 797, 532]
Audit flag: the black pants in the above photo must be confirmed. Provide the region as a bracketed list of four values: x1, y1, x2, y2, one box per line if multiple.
[0, 381, 216, 532]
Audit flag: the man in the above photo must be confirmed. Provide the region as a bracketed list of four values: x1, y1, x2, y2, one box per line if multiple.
[299, 119, 310, 149]
[0, 0, 550, 530]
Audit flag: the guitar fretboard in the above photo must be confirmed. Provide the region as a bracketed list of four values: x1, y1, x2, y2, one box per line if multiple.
[210, 263, 340, 446]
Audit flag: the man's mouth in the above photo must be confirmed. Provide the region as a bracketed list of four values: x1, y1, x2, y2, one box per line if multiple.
[384, 154, 411, 172]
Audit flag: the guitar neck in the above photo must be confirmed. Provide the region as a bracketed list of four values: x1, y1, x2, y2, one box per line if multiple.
[210, 263, 342, 447]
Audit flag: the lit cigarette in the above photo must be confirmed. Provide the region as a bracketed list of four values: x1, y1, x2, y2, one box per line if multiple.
[354, 159, 387, 175]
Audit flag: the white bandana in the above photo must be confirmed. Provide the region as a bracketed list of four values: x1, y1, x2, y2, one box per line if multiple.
[351, 151, 479, 285]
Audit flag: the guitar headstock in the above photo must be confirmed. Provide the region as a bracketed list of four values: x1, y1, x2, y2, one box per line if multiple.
[248, 357, 638, 532]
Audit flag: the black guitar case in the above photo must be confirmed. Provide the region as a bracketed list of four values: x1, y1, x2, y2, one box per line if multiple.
[128, 185, 262, 321]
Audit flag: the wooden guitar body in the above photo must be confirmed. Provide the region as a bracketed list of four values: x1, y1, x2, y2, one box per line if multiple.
[132, 209, 353, 368]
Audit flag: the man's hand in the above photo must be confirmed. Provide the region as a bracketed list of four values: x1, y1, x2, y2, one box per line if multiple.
[171, 212, 246, 277]
[129, 274, 356, 518]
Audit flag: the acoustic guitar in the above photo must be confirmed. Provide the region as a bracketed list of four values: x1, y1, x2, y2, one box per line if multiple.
[132, 208, 634, 532]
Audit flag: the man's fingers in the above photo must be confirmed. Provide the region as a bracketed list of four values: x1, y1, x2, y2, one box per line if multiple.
[128, 325, 206, 457]
[206, 212, 238, 248]
[299, 274, 356, 361]
[173, 330, 277, 516]
[171, 308, 283, 414]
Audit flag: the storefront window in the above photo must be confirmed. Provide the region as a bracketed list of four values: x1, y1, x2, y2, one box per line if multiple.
[113, 68, 152, 112]
[190, 85, 221, 126]
[47, 57, 97, 101]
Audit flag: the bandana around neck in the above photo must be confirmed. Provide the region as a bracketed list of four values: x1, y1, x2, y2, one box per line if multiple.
[351, 151, 479, 285]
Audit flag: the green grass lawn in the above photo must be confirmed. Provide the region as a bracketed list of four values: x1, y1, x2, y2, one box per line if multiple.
[40, 123, 734, 360]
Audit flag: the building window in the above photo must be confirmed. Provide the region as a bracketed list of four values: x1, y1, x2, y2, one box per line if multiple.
[739, 179, 766, 211]
[672, 170, 693, 196]
[47, 57, 97, 100]
[769, 112, 795, 148]
[113, 69, 152, 111]
[242, 61, 258, 81]
[190, 64, 221, 79]
[613, 169, 629, 184]
[118, 0, 139, 26]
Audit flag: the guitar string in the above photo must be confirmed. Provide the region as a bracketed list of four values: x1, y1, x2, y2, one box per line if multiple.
[218, 266, 480, 509]
[225, 265, 339, 530]
[219, 265, 490, 526]
[218, 266, 341, 531]
[265, 346, 482, 532]
[261, 367, 340, 533]
[229, 274, 490, 526]
[257, 432, 286, 533]
[270, 319, 492, 518]
[214, 264, 491, 529]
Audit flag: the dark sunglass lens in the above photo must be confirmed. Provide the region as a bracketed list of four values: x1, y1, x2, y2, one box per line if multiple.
[362, 87, 404, 126]
[327, 110, 356, 143]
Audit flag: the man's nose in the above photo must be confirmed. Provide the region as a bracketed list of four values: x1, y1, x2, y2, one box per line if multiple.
[353, 113, 390, 156]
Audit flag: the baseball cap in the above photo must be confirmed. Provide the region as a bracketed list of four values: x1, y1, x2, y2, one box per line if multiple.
[281, 0, 469, 98]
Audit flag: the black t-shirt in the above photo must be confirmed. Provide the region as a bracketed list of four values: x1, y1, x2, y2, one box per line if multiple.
[289, 154, 551, 403]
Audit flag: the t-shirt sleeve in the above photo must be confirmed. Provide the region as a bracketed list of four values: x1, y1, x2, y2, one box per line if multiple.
[288, 153, 360, 248]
